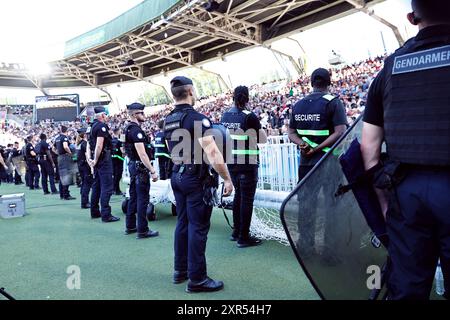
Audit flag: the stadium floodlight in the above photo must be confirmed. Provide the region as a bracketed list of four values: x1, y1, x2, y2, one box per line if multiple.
[27, 62, 52, 76]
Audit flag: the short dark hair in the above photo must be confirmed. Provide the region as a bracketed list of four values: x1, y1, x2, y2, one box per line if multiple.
[113, 128, 120, 135]
[40, 133, 47, 140]
[14, 142, 19, 145]
[158, 120, 165, 130]
[171, 85, 190, 101]
[412, 0, 450, 23]
[27, 136, 33, 142]
[61, 126, 68, 133]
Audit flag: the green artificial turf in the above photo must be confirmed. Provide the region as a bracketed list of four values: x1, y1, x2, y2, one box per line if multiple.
[0, 183, 318, 300]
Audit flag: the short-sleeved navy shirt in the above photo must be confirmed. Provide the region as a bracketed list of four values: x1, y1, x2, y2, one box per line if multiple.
[40, 141, 50, 155]
[25, 143, 37, 161]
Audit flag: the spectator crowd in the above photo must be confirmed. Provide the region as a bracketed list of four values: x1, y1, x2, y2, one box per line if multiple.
[0, 55, 385, 150]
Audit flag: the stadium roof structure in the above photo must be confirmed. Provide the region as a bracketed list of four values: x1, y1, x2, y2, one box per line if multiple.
[0, 0, 391, 95]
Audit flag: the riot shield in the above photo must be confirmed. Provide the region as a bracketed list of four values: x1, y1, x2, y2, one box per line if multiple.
[58, 154, 77, 186]
[280, 117, 388, 300]
[11, 156, 27, 177]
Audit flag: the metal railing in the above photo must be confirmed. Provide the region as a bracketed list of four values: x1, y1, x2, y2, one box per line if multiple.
[258, 137, 299, 192]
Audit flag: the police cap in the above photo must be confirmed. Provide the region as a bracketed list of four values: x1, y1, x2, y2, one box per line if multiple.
[170, 76, 193, 88]
[311, 68, 331, 87]
[77, 128, 87, 134]
[126, 102, 145, 111]
[94, 106, 107, 114]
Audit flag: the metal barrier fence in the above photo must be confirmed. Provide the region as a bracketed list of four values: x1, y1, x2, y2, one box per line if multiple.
[258, 137, 299, 192]
[147, 136, 300, 193]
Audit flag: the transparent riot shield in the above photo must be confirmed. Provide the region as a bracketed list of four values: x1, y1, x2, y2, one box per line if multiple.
[280, 117, 388, 300]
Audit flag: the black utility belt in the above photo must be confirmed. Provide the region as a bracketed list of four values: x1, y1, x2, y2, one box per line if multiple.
[173, 164, 202, 175]
[132, 161, 149, 172]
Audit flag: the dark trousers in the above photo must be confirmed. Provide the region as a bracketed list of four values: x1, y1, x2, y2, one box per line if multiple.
[387, 168, 450, 300]
[59, 183, 70, 199]
[171, 170, 213, 282]
[91, 157, 113, 220]
[230, 168, 258, 240]
[39, 160, 57, 193]
[157, 156, 172, 181]
[126, 162, 150, 234]
[27, 163, 40, 189]
[112, 158, 123, 194]
[25, 168, 30, 187]
[79, 164, 93, 206]
[298, 165, 315, 184]
[14, 170, 22, 184]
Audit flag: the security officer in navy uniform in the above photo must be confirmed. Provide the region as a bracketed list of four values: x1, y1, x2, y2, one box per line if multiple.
[37, 133, 58, 195]
[55, 126, 76, 200]
[222, 86, 268, 248]
[361, 0, 450, 300]
[288, 68, 347, 181]
[25, 135, 40, 190]
[87, 107, 120, 223]
[164, 76, 234, 293]
[11, 142, 23, 185]
[111, 128, 124, 195]
[124, 103, 159, 239]
[154, 120, 172, 180]
[76, 128, 92, 209]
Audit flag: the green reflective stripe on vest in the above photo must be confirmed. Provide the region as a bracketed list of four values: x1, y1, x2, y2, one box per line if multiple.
[302, 137, 331, 153]
[155, 153, 171, 159]
[230, 135, 249, 141]
[154, 144, 166, 148]
[112, 155, 125, 161]
[297, 129, 330, 137]
[232, 150, 260, 155]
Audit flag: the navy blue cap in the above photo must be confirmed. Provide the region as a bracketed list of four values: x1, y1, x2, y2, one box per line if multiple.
[77, 128, 87, 134]
[94, 106, 107, 114]
[170, 76, 193, 88]
[126, 103, 145, 111]
[311, 68, 331, 86]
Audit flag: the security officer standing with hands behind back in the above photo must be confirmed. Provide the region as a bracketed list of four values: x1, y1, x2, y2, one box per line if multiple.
[124, 103, 159, 239]
[361, 0, 450, 300]
[222, 86, 268, 248]
[87, 106, 120, 223]
[164, 76, 233, 293]
[289, 68, 347, 182]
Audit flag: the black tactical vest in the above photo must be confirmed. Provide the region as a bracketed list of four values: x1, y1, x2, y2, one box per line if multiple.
[77, 140, 87, 164]
[88, 121, 112, 157]
[222, 106, 259, 169]
[384, 35, 450, 166]
[124, 122, 153, 162]
[163, 106, 193, 164]
[154, 131, 171, 159]
[292, 93, 336, 153]
[111, 138, 122, 157]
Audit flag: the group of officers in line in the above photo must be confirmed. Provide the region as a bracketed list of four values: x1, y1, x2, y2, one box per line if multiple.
[1, 0, 448, 297]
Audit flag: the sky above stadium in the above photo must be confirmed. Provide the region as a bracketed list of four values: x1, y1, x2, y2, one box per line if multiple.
[0, 0, 143, 63]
